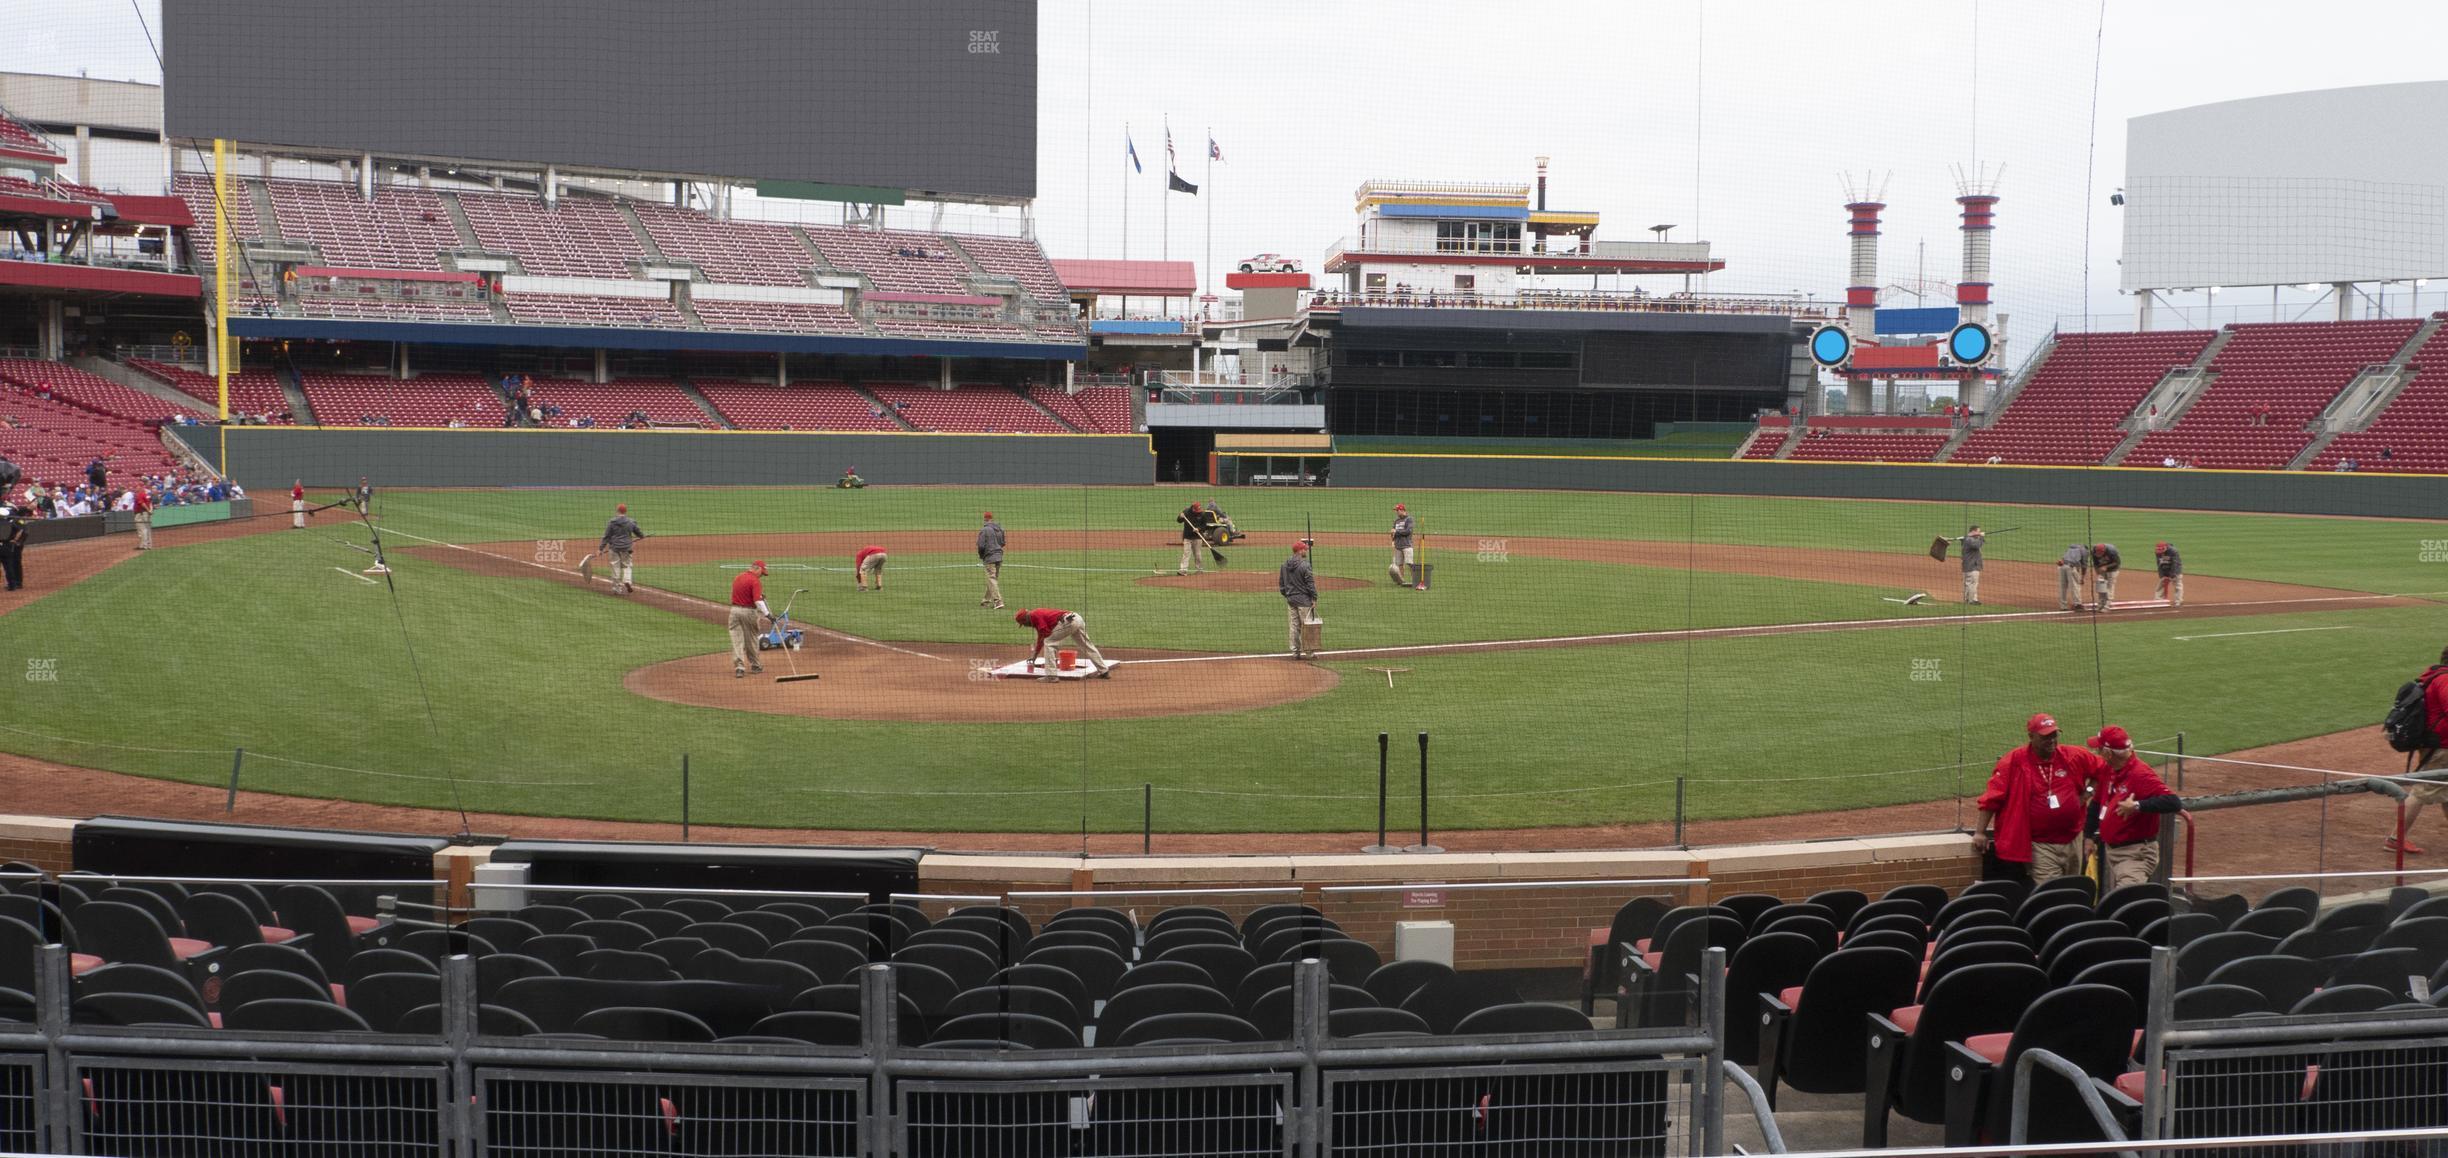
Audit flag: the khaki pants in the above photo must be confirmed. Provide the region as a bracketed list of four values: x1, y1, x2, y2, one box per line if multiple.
[1041, 612, 1109, 676]
[2409, 749, 2448, 808]
[1178, 538, 1205, 574]
[858, 552, 886, 590]
[134, 511, 152, 549]
[2058, 567, 2084, 609]
[1962, 568, 1982, 604]
[2028, 839, 2083, 882]
[2096, 569, 2120, 609]
[1388, 544, 1414, 584]
[2104, 839, 2160, 890]
[610, 547, 633, 589]
[980, 560, 1001, 606]
[2160, 574, 2183, 607]
[727, 606, 762, 671]
[1287, 602, 1316, 655]
[291, 499, 306, 529]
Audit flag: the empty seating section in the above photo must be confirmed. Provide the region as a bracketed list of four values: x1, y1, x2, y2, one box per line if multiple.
[868, 384, 1066, 433]
[1784, 432, 1948, 463]
[522, 379, 708, 426]
[298, 372, 505, 427]
[1738, 429, 1790, 460]
[1950, 330, 2214, 465]
[870, 317, 1026, 340]
[0, 109, 59, 156]
[2130, 319, 2423, 470]
[693, 381, 899, 431]
[805, 227, 971, 294]
[0, 359, 199, 424]
[0, 389, 182, 480]
[299, 282, 493, 322]
[170, 173, 265, 271]
[631, 202, 812, 286]
[690, 299, 862, 335]
[456, 192, 644, 278]
[262, 178, 461, 271]
[128, 360, 293, 421]
[0, 175, 42, 197]
[950, 233, 1068, 304]
[1024, 385, 1128, 433]
[502, 292, 683, 328]
[2310, 317, 2448, 472]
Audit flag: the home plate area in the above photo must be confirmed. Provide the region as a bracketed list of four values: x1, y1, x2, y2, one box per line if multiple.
[982, 656, 1102, 680]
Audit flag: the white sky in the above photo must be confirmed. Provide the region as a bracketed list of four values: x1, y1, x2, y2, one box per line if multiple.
[10, 0, 2448, 340]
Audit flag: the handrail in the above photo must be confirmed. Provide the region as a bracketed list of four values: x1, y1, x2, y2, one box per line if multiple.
[2008, 1047, 2135, 1153]
[1775, 1127, 2448, 1158]
[1720, 1060, 1787, 1154]
[1316, 877, 1698, 895]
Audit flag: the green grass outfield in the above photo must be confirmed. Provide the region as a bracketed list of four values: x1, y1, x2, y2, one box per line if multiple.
[0, 483, 2440, 833]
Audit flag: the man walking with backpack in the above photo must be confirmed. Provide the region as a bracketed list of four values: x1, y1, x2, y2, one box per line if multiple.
[2385, 645, 2448, 854]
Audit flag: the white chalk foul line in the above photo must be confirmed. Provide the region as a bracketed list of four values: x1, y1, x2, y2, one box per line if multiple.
[2173, 626, 2357, 642]
[331, 567, 379, 585]
[375, 524, 948, 663]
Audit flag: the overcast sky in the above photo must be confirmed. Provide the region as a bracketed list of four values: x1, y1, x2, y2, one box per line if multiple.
[9, 0, 2446, 344]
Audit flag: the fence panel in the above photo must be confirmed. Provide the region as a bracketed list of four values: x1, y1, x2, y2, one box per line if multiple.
[895, 1072, 1295, 1158]
[475, 1066, 865, 1158]
[67, 1056, 447, 1157]
[2159, 1027, 2448, 1149]
[1322, 1057, 1700, 1157]
[0, 1049, 40, 1155]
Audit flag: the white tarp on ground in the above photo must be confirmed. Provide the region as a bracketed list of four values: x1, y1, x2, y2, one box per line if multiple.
[981, 657, 1100, 680]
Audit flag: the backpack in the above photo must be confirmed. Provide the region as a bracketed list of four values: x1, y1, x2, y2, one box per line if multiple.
[2385, 672, 2443, 753]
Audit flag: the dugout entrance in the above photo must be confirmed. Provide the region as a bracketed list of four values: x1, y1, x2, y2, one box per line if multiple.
[1213, 432, 1334, 486]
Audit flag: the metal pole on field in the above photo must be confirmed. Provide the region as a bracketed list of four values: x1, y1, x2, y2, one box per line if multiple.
[1365, 732, 1395, 853]
[1407, 731, 1442, 853]
[1674, 777, 1687, 849]
[224, 748, 245, 814]
[1143, 783, 1152, 855]
[680, 753, 691, 842]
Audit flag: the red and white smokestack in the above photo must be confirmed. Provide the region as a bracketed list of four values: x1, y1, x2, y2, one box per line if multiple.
[1535, 155, 1549, 212]
[1845, 199, 1884, 336]
[1956, 191, 1998, 326]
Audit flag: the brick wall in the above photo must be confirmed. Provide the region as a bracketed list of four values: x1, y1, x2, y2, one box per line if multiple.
[0, 816, 75, 874]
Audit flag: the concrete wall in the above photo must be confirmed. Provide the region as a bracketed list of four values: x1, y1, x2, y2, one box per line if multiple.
[174, 427, 1155, 491]
[1330, 454, 2448, 519]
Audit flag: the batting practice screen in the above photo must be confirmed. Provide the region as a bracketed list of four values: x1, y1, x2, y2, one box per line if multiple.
[162, 0, 1039, 199]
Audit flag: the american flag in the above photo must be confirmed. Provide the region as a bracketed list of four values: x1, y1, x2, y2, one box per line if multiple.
[1209, 136, 1223, 162]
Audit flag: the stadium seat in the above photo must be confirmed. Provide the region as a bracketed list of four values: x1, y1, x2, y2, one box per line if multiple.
[1863, 961, 2051, 1146]
[1945, 984, 2136, 1145]
[1951, 330, 2217, 465]
[1756, 945, 1918, 1106]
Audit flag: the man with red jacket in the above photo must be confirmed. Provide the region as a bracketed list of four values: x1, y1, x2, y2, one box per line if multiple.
[2390, 644, 2448, 854]
[727, 561, 772, 678]
[130, 485, 154, 550]
[1013, 607, 1113, 680]
[2089, 725, 2184, 887]
[853, 545, 888, 593]
[1974, 713, 2107, 882]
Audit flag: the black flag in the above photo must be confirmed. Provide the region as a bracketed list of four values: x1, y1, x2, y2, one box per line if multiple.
[1168, 171, 1199, 195]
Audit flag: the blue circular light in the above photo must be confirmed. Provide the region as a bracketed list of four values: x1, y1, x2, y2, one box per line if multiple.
[1948, 323, 1993, 365]
[1810, 326, 1851, 366]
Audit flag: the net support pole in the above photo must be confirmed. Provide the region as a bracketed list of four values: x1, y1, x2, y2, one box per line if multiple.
[1364, 732, 1394, 853]
[1142, 783, 1152, 854]
[223, 747, 245, 815]
[680, 753, 691, 842]
[1675, 777, 1688, 849]
[1408, 731, 1442, 853]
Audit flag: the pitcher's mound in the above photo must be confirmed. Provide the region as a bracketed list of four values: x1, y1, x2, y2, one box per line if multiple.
[1139, 571, 1371, 593]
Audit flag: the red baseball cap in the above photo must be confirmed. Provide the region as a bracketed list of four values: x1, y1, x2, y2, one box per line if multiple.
[1013, 610, 1028, 625]
[2155, 542, 2168, 551]
[2090, 725, 2132, 750]
[982, 511, 993, 520]
[616, 503, 627, 514]
[750, 560, 768, 574]
[1394, 503, 1407, 511]
[1293, 541, 1309, 553]
[2027, 713, 2059, 736]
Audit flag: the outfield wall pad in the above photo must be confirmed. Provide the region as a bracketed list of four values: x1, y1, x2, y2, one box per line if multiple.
[171, 427, 1154, 490]
[1326, 455, 2448, 519]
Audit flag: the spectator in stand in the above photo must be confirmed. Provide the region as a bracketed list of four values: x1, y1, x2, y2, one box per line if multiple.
[2389, 644, 2448, 855]
[2088, 725, 2183, 887]
[1974, 712, 2107, 882]
[85, 457, 107, 492]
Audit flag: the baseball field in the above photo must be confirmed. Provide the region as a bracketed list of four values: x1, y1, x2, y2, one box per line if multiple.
[1, 481, 2442, 836]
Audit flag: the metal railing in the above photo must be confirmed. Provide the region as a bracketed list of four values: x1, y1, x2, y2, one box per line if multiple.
[1308, 286, 1836, 318]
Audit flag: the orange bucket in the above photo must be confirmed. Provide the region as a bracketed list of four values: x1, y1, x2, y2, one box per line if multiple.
[1057, 649, 1079, 671]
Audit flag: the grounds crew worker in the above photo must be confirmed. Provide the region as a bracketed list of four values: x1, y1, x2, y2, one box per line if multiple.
[1388, 503, 1417, 587]
[2057, 543, 2089, 611]
[1176, 499, 1217, 575]
[1958, 524, 1985, 605]
[131, 485, 154, 550]
[977, 511, 1005, 609]
[599, 503, 645, 594]
[2155, 541, 2183, 607]
[1015, 607, 1114, 679]
[2088, 725, 2183, 887]
[854, 544, 888, 592]
[290, 479, 307, 529]
[728, 560, 772, 678]
[1974, 712, 2107, 882]
[2091, 542, 2124, 611]
[0, 504, 26, 591]
[1281, 540, 1319, 659]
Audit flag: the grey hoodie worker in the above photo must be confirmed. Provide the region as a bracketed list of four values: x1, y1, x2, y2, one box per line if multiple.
[1280, 540, 1319, 659]
[977, 511, 1005, 609]
[2057, 543, 2089, 611]
[599, 503, 645, 594]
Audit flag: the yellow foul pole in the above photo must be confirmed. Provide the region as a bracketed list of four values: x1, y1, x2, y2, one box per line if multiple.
[213, 139, 232, 474]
